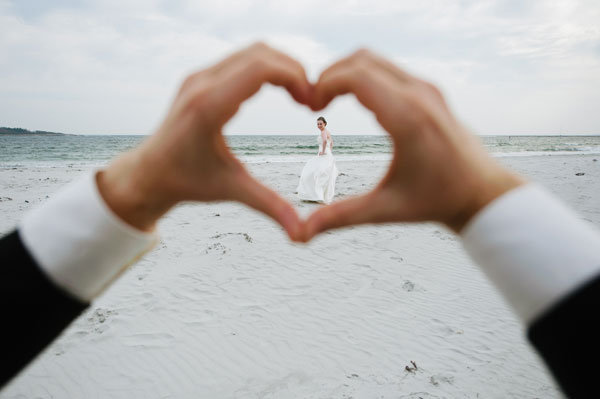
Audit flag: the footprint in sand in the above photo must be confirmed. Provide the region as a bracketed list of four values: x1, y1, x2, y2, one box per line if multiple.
[205, 232, 254, 255]
[432, 230, 458, 241]
[205, 242, 228, 255]
[429, 374, 455, 386]
[87, 307, 118, 334]
[431, 318, 464, 337]
[399, 393, 442, 398]
[402, 280, 416, 292]
[211, 232, 254, 243]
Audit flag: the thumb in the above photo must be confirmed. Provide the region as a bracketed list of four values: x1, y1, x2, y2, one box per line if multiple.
[303, 190, 393, 242]
[230, 171, 302, 241]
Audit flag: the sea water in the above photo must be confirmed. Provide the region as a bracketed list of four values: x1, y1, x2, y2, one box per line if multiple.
[1, 134, 599, 168]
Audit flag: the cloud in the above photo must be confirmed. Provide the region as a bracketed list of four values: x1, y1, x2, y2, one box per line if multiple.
[0, 0, 599, 134]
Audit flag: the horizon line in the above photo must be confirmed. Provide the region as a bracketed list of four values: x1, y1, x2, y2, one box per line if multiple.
[2, 127, 600, 136]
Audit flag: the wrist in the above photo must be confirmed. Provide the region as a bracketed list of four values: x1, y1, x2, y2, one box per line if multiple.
[97, 148, 176, 232]
[446, 163, 527, 234]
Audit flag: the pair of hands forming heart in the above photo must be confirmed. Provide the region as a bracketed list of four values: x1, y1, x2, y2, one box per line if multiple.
[98, 42, 525, 241]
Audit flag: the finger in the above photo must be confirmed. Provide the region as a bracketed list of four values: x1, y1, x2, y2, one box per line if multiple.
[350, 52, 443, 102]
[229, 169, 303, 241]
[349, 50, 447, 108]
[327, 49, 415, 86]
[182, 59, 309, 130]
[312, 49, 413, 111]
[197, 53, 310, 128]
[186, 42, 311, 110]
[180, 44, 312, 132]
[315, 64, 385, 111]
[313, 61, 413, 133]
[178, 43, 263, 93]
[207, 42, 281, 77]
[366, 52, 418, 85]
[221, 46, 311, 104]
[302, 190, 393, 242]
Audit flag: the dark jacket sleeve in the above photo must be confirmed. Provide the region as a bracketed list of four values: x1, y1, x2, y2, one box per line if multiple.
[528, 273, 600, 398]
[0, 230, 88, 388]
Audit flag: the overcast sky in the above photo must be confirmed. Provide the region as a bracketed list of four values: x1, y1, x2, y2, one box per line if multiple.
[1, 0, 599, 135]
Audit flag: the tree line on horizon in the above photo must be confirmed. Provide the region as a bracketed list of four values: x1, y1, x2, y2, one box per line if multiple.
[0, 127, 64, 135]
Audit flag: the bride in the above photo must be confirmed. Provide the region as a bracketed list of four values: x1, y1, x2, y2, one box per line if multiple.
[297, 116, 339, 204]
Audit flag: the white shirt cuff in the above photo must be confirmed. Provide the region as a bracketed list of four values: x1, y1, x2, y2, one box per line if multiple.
[19, 171, 158, 302]
[461, 184, 600, 324]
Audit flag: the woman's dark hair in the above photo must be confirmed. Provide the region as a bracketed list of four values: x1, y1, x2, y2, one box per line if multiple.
[317, 116, 327, 125]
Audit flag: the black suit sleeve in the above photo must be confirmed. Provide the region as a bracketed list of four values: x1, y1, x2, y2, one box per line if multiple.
[528, 273, 600, 398]
[0, 230, 88, 388]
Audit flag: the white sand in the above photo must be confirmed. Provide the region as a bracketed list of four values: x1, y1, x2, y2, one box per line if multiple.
[0, 154, 598, 398]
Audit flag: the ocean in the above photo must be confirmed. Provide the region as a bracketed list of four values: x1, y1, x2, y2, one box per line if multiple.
[1, 134, 599, 168]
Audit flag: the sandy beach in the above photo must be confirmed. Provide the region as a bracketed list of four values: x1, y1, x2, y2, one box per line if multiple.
[0, 153, 598, 398]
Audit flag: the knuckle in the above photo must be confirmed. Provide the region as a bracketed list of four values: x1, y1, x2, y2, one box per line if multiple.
[180, 74, 196, 91]
[248, 55, 268, 74]
[391, 89, 429, 126]
[189, 90, 209, 111]
[349, 49, 377, 77]
[424, 81, 443, 99]
[404, 88, 425, 109]
[290, 59, 304, 74]
[241, 42, 271, 63]
[351, 57, 371, 78]
[250, 41, 270, 53]
[353, 47, 372, 60]
[181, 74, 194, 87]
[184, 81, 213, 110]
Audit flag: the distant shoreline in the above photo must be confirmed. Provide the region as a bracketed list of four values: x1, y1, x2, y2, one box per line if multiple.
[0, 127, 66, 136]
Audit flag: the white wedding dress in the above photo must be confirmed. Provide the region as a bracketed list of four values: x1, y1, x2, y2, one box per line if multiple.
[297, 133, 339, 204]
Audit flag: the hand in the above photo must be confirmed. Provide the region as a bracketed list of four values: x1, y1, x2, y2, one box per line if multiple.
[97, 43, 311, 240]
[303, 49, 526, 241]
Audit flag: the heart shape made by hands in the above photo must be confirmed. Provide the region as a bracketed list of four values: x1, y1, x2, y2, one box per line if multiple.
[108, 42, 523, 242]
